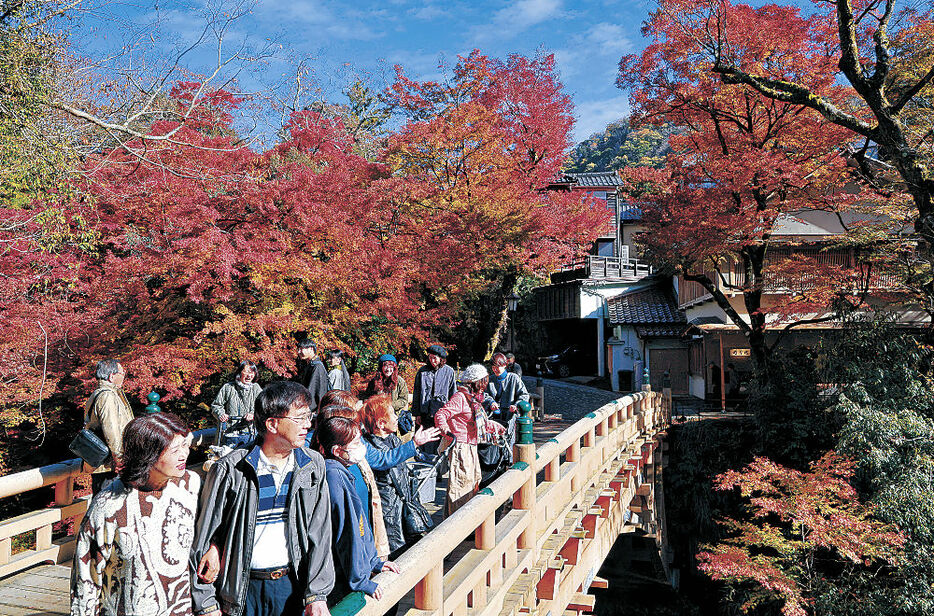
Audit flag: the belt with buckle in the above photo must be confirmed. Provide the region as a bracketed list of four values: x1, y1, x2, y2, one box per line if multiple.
[250, 567, 289, 580]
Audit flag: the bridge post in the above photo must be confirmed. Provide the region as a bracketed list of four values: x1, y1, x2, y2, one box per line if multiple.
[145, 391, 162, 414]
[415, 563, 443, 612]
[514, 401, 537, 552]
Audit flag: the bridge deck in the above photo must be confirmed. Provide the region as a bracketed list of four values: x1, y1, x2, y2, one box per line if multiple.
[0, 413, 577, 616]
[0, 564, 70, 615]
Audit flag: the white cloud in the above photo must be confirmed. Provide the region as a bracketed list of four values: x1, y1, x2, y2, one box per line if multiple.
[409, 4, 447, 20]
[254, 0, 382, 41]
[585, 23, 631, 54]
[470, 0, 564, 43]
[381, 49, 448, 81]
[497, 0, 563, 29]
[572, 95, 630, 142]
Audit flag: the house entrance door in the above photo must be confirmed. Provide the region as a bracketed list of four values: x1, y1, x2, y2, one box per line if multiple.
[649, 348, 689, 394]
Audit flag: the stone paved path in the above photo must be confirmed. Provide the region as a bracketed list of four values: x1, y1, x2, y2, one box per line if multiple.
[522, 376, 622, 421]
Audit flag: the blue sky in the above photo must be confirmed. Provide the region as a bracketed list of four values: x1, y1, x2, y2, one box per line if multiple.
[75, 0, 657, 143]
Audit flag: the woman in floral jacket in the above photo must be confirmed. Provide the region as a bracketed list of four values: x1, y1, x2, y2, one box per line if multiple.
[71, 412, 197, 616]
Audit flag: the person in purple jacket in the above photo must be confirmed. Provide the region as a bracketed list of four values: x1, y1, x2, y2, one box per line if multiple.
[316, 417, 400, 605]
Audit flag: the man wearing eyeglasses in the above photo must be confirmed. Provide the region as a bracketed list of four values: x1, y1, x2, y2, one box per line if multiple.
[191, 381, 335, 616]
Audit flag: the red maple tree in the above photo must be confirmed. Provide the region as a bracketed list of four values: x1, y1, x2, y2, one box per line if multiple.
[617, 1, 875, 367]
[0, 53, 606, 422]
[698, 452, 904, 616]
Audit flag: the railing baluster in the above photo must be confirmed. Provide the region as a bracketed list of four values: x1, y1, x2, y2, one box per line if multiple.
[37, 523, 52, 551]
[54, 477, 73, 506]
[545, 457, 560, 482]
[415, 563, 443, 612]
[476, 513, 495, 550]
[567, 440, 581, 491]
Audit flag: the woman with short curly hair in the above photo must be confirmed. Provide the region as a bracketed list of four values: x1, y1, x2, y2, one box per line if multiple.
[71, 412, 198, 616]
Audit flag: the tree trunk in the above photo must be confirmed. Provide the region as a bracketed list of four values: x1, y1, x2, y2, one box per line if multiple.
[483, 271, 519, 361]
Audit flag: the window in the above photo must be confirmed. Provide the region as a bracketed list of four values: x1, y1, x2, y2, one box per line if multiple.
[595, 240, 615, 257]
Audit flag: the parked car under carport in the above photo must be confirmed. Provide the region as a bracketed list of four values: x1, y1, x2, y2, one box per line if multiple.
[535, 345, 584, 378]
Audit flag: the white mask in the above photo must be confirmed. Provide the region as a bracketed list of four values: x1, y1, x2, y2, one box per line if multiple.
[346, 443, 366, 464]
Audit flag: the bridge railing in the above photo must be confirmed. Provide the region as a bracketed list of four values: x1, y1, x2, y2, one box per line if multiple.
[0, 427, 216, 579]
[0, 390, 669, 616]
[334, 389, 669, 616]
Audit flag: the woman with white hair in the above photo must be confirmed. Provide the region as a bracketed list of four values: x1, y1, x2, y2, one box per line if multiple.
[434, 364, 506, 515]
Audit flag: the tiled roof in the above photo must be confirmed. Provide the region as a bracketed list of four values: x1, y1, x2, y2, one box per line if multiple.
[607, 286, 687, 326]
[689, 315, 726, 325]
[635, 324, 688, 338]
[564, 172, 624, 187]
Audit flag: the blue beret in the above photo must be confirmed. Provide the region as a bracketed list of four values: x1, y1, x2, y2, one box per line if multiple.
[378, 354, 397, 364]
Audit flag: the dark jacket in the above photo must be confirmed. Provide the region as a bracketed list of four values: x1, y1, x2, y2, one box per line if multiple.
[325, 460, 384, 602]
[507, 362, 523, 378]
[297, 358, 330, 408]
[411, 364, 456, 419]
[363, 432, 409, 552]
[190, 445, 334, 616]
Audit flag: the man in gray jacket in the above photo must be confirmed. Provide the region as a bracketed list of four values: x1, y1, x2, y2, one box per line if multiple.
[191, 381, 334, 616]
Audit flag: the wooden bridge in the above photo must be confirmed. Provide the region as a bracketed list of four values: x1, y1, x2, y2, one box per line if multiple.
[0, 389, 671, 616]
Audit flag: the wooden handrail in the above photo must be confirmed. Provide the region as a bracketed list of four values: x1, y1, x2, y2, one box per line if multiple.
[0, 396, 671, 616]
[333, 390, 669, 616]
[0, 426, 217, 579]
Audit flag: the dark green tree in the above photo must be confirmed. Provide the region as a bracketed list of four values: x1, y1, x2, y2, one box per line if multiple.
[564, 118, 671, 173]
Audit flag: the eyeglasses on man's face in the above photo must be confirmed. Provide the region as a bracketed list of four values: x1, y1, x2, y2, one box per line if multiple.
[280, 411, 314, 426]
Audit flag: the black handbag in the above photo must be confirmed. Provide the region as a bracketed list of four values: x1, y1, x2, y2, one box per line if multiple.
[401, 492, 434, 536]
[390, 466, 433, 536]
[69, 428, 110, 468]
[477, 441, 509, 471]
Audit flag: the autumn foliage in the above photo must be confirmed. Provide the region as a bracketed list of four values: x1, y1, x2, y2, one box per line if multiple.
[617, 0, 890, 366]
[0, 52, 607, 418]
[697, 452, 904, 616]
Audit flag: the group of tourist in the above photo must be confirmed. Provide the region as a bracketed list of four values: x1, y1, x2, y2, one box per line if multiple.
[72, 342, 529, 616]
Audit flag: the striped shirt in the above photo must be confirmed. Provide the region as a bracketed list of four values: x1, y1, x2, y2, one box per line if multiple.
[250, 450, 294, 569]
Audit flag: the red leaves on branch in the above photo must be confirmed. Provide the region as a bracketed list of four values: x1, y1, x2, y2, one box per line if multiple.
[0, 51, 606, 413]
[698, 452, 904, 616]
[618, 0, 874, 357]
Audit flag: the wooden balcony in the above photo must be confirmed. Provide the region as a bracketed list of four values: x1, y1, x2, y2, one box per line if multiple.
[553, 256, 653, 283]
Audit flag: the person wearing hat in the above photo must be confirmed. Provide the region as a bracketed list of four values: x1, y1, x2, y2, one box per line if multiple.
[363, 354, 409, 413]
[434, 364, 506, 515]
[411, 344, 457, 434]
